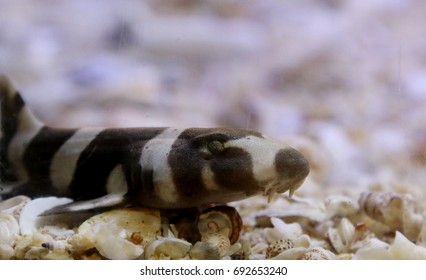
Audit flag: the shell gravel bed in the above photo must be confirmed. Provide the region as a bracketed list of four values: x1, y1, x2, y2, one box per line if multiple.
[1, 1, 426, 260]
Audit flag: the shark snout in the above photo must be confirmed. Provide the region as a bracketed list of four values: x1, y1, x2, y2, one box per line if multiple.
[275, 147, 310, 188]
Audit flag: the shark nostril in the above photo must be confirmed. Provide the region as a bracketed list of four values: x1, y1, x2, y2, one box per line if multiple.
[274, 148, 310, 181]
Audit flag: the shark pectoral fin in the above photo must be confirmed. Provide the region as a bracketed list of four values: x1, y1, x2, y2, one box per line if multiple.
[40, 194, 126, 216]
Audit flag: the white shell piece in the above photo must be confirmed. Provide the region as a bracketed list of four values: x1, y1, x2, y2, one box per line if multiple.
[94, 226, 144, 260]
[271, 247, 307, 260]
[266, 239, 294, 258]
[68, 233, 94, 252]
[145, 237, 192, 259]
[13, 231, 56, 260]
[41, 225, 75, 238]
[19, 197, 73, 235]
[0, 244, 15, 260]
[0, 195, 31, 217]
[328, 218, 355, 254]
[359, 192, 424, 240]
[359, 192, 404, 230]
[78, 208, 161, 259]
[354, 232, 426, 260]
[201, 232, 231, 257]
[401, 201, 423, 241]
[294, 234, 311, 248]
[353, 238, 392, 260]
[0, 214, 20, 245]
[227, 241, 244, 257]
[299, 247, 335, 260]
[264, 216, 313, 260]
[324, 195, 359, 218]
[264, 217, 303, 242]
[389, 231, 426, 260]
[416, 217, 426, 246]
[257, 196, 328, 223]
[189, 241, 221, 260]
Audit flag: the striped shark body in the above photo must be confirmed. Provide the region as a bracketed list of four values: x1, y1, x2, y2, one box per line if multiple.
[0, 75, 310, 214]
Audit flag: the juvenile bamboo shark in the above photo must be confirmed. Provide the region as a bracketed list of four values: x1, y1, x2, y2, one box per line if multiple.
[0, 75, 310, 214]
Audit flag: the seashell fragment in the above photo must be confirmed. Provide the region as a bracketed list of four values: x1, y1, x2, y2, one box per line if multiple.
[197, 206, 242, 244]
[359, 192, 404, 229]
[270, 247, 307, 260]
[264, 217, 313, 260]
[264, 217, 304, 242]
[68, 233, 94, 252]
[41, 225, 75, 238]
[78, 208, 161, 260]
[228, 240, 247, 260]
[389, 231, 426, 259]
[0, 244, 15, 260]
[255, 196, 328, 224]
[266, 239, 294, 258]
[298, 247, 335, 260]
[0, 213, 20, 246]
[354, 231, 426, 260]
[201, 232, 231, 257]
[324, 195, 359, 218]
[328, 218, 355, 254]
[24, 246, 49, 260]
[416, 217, 426, 246]
[359, 191, 423, 240]
[13, 231, 57, 260]
[145, 237, 191, 259]
[41, 239, 72, 260]
[353, 238, 392, 260]
[19, 197, 73, 235]
[0, 195, 30, 218]
[93, 226, 144, 260]
[0, 206, 21, 259]
[190, 241, 221, 260]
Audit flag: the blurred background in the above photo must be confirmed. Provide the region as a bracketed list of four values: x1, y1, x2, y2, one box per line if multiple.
[1, 0, 426, 197]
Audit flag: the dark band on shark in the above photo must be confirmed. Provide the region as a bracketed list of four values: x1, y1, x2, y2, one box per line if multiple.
[22, 126, 77, 195]
[0, 82, 25, 181]
[70, 128, 165, 200]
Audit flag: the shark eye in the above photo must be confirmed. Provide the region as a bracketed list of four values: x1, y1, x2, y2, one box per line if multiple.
[199, 140, 225, 160]
[207, 140, 225, 154]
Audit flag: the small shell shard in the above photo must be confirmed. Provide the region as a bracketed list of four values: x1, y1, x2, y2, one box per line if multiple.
[359, 192, 404, 229]
[266, 239, 294, 258]
[264, 216, 316, 260]
[265, 217, 303, 242]
[298, 247, 335, 260]
[358, 191, 423, 240]
[145, 237, 191, 260]
[0, 214, 20, 246]
[328, 218, 355, 254]
[190, 241, 221, 260]
[94, 226, 144, 260]
[0, 195, 30, 218]
[389, 231, 426, 260]
[270, 247, 307, 260]
[201, 232, 231, 257]
[77, 208, 161, 260]
[19, 197, 73, 235]
[354, 231, 426, 260]
[353, 238, 392, 260]
[0, 244, 15, 260]
[197, 206, 242, 244]
[325, 195, 359, 218]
